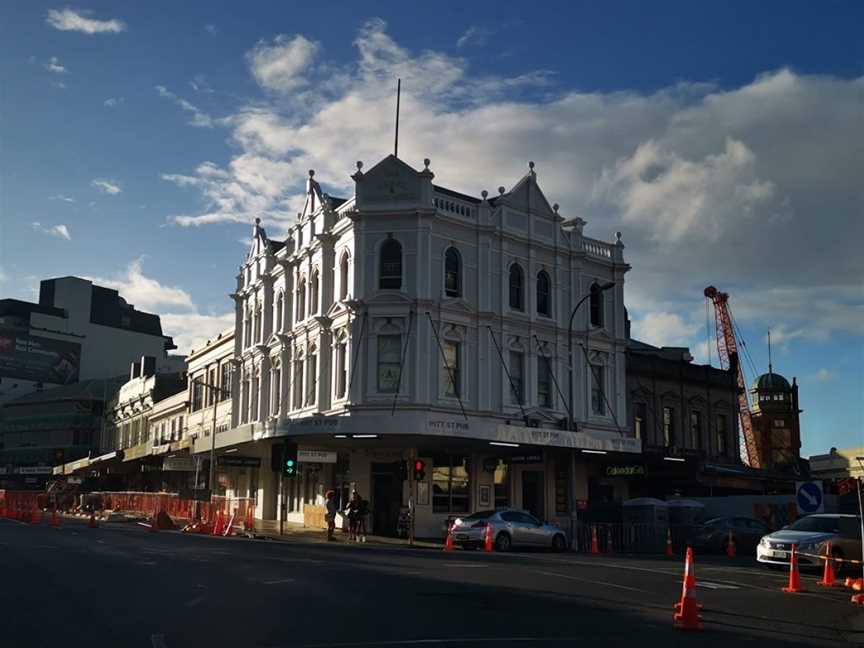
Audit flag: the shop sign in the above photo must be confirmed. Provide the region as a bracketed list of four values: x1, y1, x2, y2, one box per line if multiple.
[18, 466, 54, 475]
[509, 454, 543, 464]
[298, 448, 337, 464]
[605, 465, 646, 478]
[163, 456, 196, 472]
[217, 455, 261, 468]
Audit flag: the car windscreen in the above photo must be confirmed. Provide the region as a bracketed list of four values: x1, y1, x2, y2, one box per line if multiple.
[787, 517, 839, 533]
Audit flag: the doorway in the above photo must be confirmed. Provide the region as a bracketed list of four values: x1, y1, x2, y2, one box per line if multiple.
[521, 470, 545, 520]
[371, 462, 402, 537]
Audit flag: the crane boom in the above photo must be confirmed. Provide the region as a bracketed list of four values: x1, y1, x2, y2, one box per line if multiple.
[704, 286, 762, 469]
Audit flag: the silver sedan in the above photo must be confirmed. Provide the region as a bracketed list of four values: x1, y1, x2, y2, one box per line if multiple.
[450, 510, 568, 552]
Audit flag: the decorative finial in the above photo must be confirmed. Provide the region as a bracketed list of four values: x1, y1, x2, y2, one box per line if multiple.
[255, 217, 261, 225]
[423, 158, 430, 170]
[615, 231, 622, 242]
[498, 186, 506, 195]
[528, 161, 535, 171]
[481, 190, 488, 199]
[553, 203, 559, 213]
[356, 161, 363, 171]
[308, 169, 315, 178]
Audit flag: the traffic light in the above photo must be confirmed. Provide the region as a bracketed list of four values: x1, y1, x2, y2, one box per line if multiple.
[284, 442, 298, 476]
[414, 459, 426, 481]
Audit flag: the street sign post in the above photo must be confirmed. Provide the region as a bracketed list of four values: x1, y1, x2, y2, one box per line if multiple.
[795, 481, 824, 515]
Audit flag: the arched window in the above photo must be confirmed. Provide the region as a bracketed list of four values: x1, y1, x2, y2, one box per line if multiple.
[509, 263, 524, 310]
[244, 308, 252, 347]
[254, 305, 262, 343]
[536, 271, 551, 316]
[589, 283, 603, 327]
[275, 293, 283, 332]
[339, 252, 350, 300]
[310, 270, 319, 315]
[379, 239, 402, 289]
[444, 247, 461, 298]
[297, 277, 306, 322]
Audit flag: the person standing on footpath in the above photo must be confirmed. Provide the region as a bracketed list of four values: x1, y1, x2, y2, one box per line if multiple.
[325, 490, 338, 541]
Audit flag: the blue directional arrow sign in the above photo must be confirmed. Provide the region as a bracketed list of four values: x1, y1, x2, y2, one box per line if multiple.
[795, 481, 824, 514]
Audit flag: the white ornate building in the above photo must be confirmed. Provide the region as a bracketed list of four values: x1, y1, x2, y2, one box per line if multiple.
[226, 155, 637, 538]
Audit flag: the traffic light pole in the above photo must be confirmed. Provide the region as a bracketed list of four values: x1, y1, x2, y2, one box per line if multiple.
[408, 449, 416, 546]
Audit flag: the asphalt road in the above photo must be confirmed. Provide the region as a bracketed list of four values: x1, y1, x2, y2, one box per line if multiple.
[1, 516, 861, 648]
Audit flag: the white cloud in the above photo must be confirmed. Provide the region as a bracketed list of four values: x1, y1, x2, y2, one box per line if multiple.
[51, 80, 67, 89]
[44, 56, 66, 73]
[161, 20, 864, 355]
[49, 194, 75, 203]
[86, 258, 193, 311]
[91, 178, 122, 194]
[247, 34, 320, 92]
[86, 258, 231, 353]
[457, 26, 491, 48]
[155, 85, 216, 128]
[32, 222, 71, 240]
[46, 8, 126, 34]
[815, 368, 834, 382]
[103, 97, 124, 107]
[204, 24, 219, 35]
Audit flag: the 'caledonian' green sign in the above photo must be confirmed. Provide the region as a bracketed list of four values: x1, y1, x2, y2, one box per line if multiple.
[605, 465, 646, 477]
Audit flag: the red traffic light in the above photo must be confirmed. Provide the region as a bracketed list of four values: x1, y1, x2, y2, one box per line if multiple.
[414, 460, 425, 472]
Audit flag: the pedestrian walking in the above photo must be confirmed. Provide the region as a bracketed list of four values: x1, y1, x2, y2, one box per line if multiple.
[345, 491, 361, 541]
[325, 490, 337, 541]
[357, 494, 369, 542]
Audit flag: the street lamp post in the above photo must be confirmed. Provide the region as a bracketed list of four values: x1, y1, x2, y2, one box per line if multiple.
[192, 378, 231, 499]
[567, 282, 615, 432]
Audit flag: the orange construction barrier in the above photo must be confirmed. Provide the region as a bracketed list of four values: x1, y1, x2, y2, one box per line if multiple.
[244, 506, 255, 534]
[443, 523, 454, 552]
[590, 526, 600, 554]
[665, 529, 674, 557]
[149, 503, 159, 533]
[782, 544, 806, 593]
[845, 577, 863, 591]
[222, 512, 235, 537]
[726, 530, 736, 558]
[31, 506, 42, 525]
[212, 510, 224, 536]
[673, 547, 703, 631]
[483, 522, 494, 553]
[817, 543, 837, 587]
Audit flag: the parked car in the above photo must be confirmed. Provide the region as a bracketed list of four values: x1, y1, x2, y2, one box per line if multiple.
[691, 516, 771, 554]
[450, 510, 568, 552]
[756, 514, 862, 570]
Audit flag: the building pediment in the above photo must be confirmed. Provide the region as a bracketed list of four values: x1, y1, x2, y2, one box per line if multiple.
[365, 291, 415, 305]
[504, 165, 556, 217]
[354, 155, 428, 208]
[439, 297, 475, 315]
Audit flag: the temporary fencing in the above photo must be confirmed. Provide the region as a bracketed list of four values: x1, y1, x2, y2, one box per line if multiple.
[574, 522, 701, 555]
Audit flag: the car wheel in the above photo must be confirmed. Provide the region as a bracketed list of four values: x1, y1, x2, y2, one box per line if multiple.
[495, 532, 511, 552]
[552, 534, 567, 552]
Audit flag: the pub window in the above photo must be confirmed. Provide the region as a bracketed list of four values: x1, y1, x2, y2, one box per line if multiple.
[590, 365, 605, 415]
[271, 365, 281, 415]
[444, 247, 461, 297]
[377, 335, 402, 393]
[339, 251, 350, 300]
[508, 263, 524, 310]
[305, 353, 317, 406]
[443, 341, 461, 398]
[689, 411, 702, 449]
[538, 356, 553, 408]
[250, 373, 259, 420]
[634, 402, 647, 440]
[589, 283, 603, 327]
[509, 351, 524, 404]
[379, 239, 403, 289]
[254, 306, 262, 343]
[192, 377, 204, 411]
[219, 363, 232, 401]
[663, 406, 675, 446]
[207, 368, 217, 406]
[297, 278, 306, 322]
[716, 414, 728, 456]
[293, 359, 304, 409]
[536, 270, 551, 316]
[432, 455, 470, 513]
[335, 342, 348, 399]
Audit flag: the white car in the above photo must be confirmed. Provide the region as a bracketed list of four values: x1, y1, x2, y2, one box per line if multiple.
[757, 513, 861, 568]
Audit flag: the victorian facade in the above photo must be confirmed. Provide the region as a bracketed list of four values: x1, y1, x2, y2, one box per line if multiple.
[223, 155, 636, 538]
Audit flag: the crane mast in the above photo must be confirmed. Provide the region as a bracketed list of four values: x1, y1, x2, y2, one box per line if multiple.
[704, 286, 761, 469]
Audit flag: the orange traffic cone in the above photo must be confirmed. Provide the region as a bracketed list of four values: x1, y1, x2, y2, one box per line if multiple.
[817, 543, 837, 587]
[590, 526, 600, 554]
[89, 511, 98, 529]
[665, 529, 674, 557]
[244, 506, 255, 534]
[726, 530, 736, 559]
[483, 522, 494, 553]
[212, 510, 224, 536]
[782, 544, 806, 593]
[683, 546, 697, 590]
[673, 580, 704, 630]
[443, 523, 454, 552]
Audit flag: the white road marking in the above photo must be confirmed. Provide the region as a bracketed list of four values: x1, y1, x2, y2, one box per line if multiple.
[536, 570, 650, 593]
[697, 581, 740, 590]
[262, 578, 295, 585]
[150, 634, 168, 648]
[441, 563, 487, 568]
[184, 595, 206, 607]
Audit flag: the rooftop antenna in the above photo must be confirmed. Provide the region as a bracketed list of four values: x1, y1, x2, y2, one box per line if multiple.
[767, 328, 773, 374]
[394, 78, 401, 158]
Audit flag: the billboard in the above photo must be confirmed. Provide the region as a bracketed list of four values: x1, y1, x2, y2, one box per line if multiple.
[0, 330, 81, 385]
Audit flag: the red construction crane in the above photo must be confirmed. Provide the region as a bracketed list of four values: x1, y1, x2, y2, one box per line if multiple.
[704, 286, 761, 469]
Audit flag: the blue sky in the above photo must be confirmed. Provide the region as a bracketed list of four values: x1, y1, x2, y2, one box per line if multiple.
[1, 1, 862, 457]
